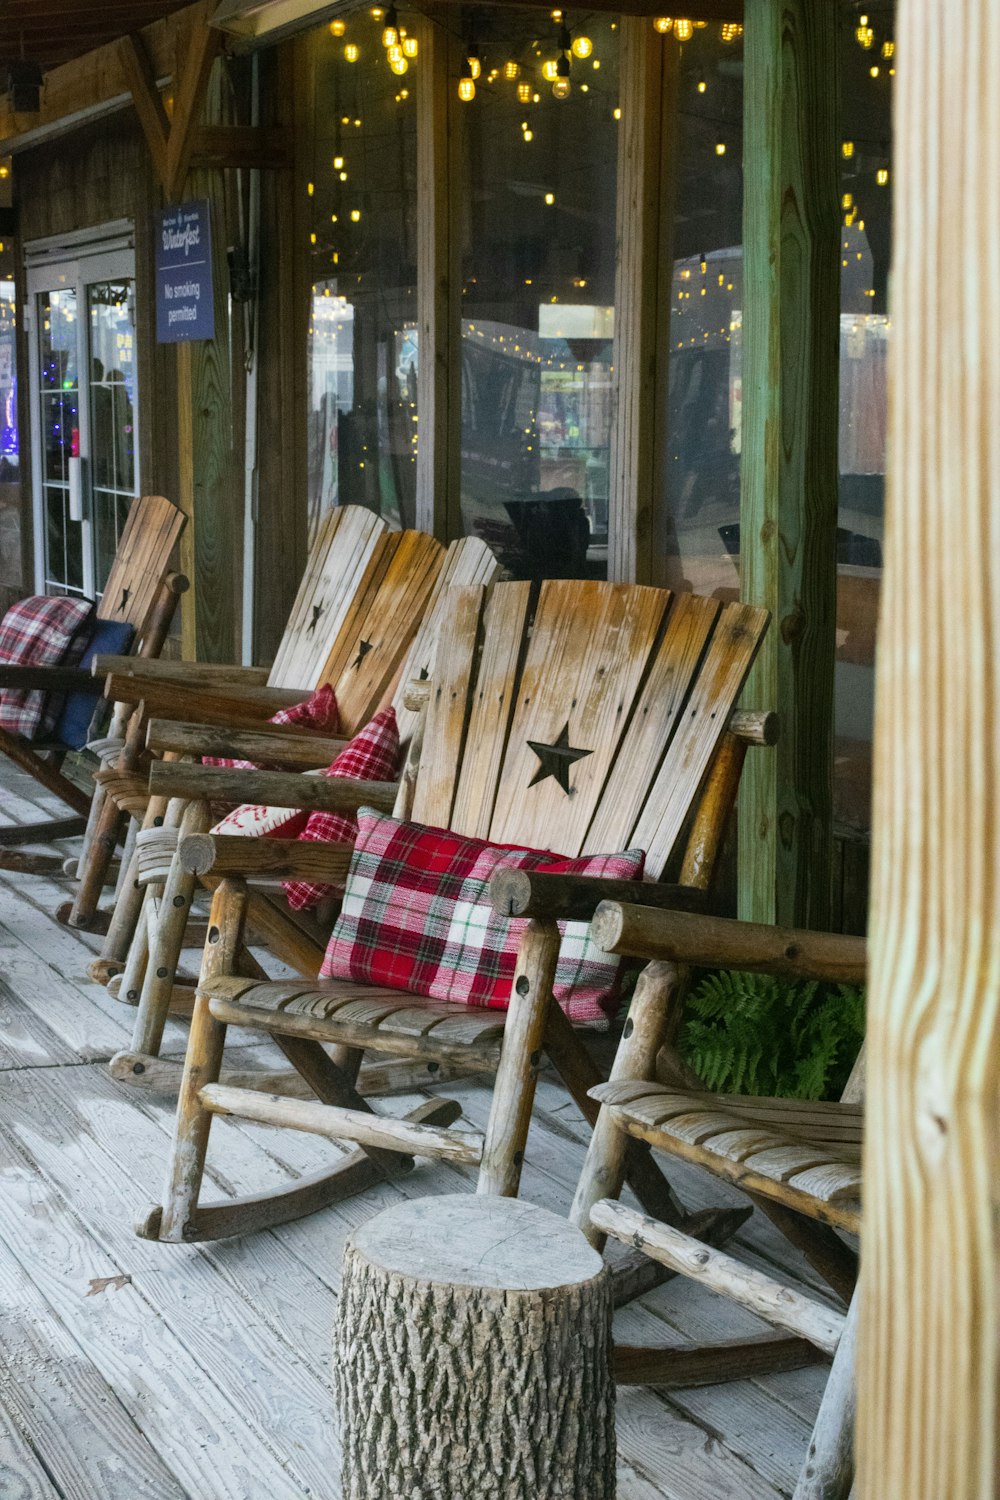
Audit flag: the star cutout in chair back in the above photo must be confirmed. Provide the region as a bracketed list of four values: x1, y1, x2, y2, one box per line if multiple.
[526, 722, 592, 795]
[307, 602, 326, 634]
[352, 638, 374, 670]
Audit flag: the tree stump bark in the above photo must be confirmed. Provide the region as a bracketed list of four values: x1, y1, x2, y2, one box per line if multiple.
[335, 1194, 615, 1499]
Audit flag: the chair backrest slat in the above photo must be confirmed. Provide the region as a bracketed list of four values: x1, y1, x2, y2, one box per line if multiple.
[267, 506, 388, 690]
[98, 494, 186, 636]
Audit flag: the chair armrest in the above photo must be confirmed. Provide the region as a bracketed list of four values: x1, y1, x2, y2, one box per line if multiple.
[93, 655, 272, 687]
[104, 673, 305, 726]
[145, 718, 347, 768]
[0, 665, 97, 692]
[179, 833, 352, 882]
[590, 903, 867, 985]
[489, 869, 707, 923]
[148, 759, 397, 814]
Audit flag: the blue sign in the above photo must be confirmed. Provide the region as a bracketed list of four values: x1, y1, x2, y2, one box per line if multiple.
[155, 200, 215, 343]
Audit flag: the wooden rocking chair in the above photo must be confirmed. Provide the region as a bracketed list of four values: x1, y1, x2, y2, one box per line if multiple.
[0, 492, 187, 858]
[99, 532, 497, 1064]
[569, 902, 866, 1500]
[135, 578, 772, 1249]
[62, 504, 395, 934]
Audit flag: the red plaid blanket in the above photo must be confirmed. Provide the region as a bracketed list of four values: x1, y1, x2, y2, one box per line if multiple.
[0, 595, 95, 741]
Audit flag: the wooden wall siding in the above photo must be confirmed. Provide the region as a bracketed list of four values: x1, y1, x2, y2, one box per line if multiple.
[858, 0, 1000, 1493]
[736, 0, 840, 929]
[11, 111, 179, 603]
[607, 20, 678, 587]
[415, 16, 463, 544]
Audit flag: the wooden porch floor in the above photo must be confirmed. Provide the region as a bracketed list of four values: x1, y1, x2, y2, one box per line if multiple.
[0, 761, 835, 1500]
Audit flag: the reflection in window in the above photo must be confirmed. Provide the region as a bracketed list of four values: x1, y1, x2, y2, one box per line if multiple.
[88, 280, 138, 591]
[305, 16, 418, 543]
[458, 11, 619, 579]
[38, 287, 84, 595]
[0, 280, 16, 480]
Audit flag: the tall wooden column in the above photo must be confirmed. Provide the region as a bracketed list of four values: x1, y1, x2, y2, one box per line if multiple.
[607, 19, 678, 586]
[415, 18, 462, 543]
[857, 1, 1000, 1495]
[737, 0, 840, 927]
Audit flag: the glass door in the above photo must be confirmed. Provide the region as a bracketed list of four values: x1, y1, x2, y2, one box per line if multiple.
[27, 245, 139, 599]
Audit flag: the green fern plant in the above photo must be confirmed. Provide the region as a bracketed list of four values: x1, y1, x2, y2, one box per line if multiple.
[680, 970, 865, 1101]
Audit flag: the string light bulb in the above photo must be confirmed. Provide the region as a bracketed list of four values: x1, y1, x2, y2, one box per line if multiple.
[350, 209, 361, 222]
[458, 64, 476, 101]
[329, 18, 345, 36]
[842, 140, 855, 158]
[504, 59, 520, 79]
[390, 55, 408, 73]
[542, 59, 559, 80]
[715, 139, 726, 155]
[720, 22, 743, 41]
[466, 44, 482, 78]
[571, 33, 592, 58]
[381, 5, 399, 47]
[674, 18, 693, 41]
[387, 41, 403, 62]
[333, 154, 345, 168]
[402, 35, 418, 57]
[344, 42, 359, 60]
[855, 16, 874, 47]
[652, 17, 673, 32]
[882, 39, 894, 57]
[517, 79, 532, 101]
[370, 6, 383, 16]
[877, 167, 889, 185]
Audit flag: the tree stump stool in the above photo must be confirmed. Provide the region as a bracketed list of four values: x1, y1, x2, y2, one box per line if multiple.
[335, 1193, 615, 1500]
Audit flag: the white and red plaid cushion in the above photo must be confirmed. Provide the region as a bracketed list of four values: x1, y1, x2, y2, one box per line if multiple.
[203, 682, 340, 769]
[320, 807, 645, 1025]
[283, 707, 402, 910]
[0, 595, 95, 740]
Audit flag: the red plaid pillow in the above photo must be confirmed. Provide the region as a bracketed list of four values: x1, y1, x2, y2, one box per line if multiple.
[0, 595, 95, 740]
[203, 683, 339, 769]
[320, 807, 645, 1025]
[283, 708, 402, 910]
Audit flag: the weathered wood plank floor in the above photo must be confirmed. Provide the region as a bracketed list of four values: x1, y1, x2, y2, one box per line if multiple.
[0, 762, 831, 1499]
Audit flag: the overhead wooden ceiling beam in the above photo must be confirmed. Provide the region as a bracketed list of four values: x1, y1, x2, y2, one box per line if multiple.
[117, 32, 171, 186]
[0, 5, 193, 155]
[164, 1, 222, 196]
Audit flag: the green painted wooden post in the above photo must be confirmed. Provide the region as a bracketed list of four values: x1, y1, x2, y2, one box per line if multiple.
[737, 0, 841, 928]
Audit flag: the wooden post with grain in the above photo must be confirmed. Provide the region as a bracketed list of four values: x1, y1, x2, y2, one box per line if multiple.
[856, 0, 1000, 1495]
[335, 1194, 615, 1500]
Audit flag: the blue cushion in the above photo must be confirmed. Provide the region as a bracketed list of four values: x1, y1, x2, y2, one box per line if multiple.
[52, 618, 135, 750]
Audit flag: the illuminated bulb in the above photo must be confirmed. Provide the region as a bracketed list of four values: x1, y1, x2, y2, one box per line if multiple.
[652, 17, 673, 32]
[350, 209, 361, 222]
[344, 42, 359, 60]
[533, 92, 540, 102]
[700, 255, 707, 274]
[715, 140, 726, 155]
[339, 170, 348, 180]
[856, 22, 874, 47]
[333, 155, 345, 169]
[309, 232, 317, 244]
[870, 64, 879, 76]
[523, 128, 533, 141]
[390, 55, 408, 73]
[842, 192, 853, 208]
[552, 76, 571, 99]
[458, 76, 476, 101]
[467, 44, 481, 78]
[696, 78, 706, 92]
[571, 34, 592, 58]
[381, 6, 398, 47]
[402, 35, 418, 56]
[720, 22, 743, 41]
[387, 41, 403, 62]
[370, 6, 383, 16]
[877, 167, 889, 185]
[592, 58, 600, 68]
[504, 59, 520, 79]
[542, 58, 559, 80]
[307, 180, 315, 195]
[674, 18, 693, 41]
[517, 80, 532, 101]
[329, 18, 345, 36]
[544, 192, 555, 205]
[551, 8, 563, 17]
[842, 140, 854, 158]
[882, 39, 894, 57]
[613, 106, 621, 120]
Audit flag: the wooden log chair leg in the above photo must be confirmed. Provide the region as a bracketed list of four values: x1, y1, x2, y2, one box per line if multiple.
[88, 792, 174, 985]
[477, 919, 561, 1197]
[63, 706, 147, 930]
[792, 1287, 857, 1500]
[127, 799, 213, 1061]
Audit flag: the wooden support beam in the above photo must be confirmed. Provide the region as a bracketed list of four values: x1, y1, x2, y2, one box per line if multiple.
[414, 16, 462, 542]
[165, 1, 223, 200]
[607, 19, 678, 585]
[117, 33, 169, 188]
[856, 0, 1000, 1495]
[737, 0, 840, 928]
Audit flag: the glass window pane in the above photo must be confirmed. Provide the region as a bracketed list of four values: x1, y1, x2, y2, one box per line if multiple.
[88, 279, 138, 591]
[306, 18, 418, 544]
[37, 288, 84, 594]
[835, 3, 892, 838]
[459, 14, 619, 580]
[661, 23, 745, 600]
[0, 279, 17, 481]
